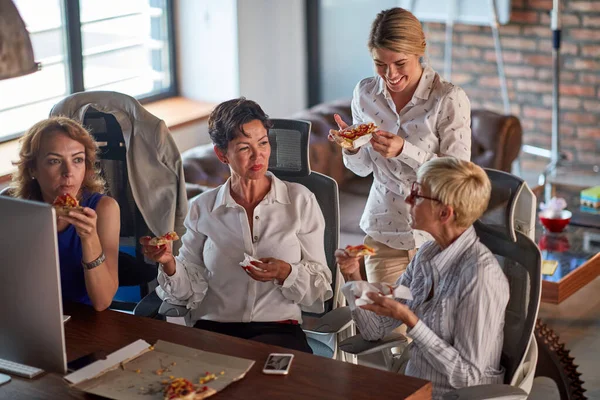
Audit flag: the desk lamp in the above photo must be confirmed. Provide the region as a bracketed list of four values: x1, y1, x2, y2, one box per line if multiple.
[0, 0, 39, 80]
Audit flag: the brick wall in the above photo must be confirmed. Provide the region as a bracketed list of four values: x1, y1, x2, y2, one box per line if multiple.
[423, 0, 600, 171]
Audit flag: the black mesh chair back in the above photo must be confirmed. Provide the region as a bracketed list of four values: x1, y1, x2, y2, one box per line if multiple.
[83, 108, 157, 296]
[476, 169, 542, 384]
[268, 119, 339, 317]
[268, 119, 311, 176]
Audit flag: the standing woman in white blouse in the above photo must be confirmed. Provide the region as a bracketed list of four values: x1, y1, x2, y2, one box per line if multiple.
[331, 7, 471, 284]
[140, 98, 332, 353]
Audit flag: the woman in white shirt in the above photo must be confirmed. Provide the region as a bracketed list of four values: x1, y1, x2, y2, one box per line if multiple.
[331, 7, 471, 284]
[337, 158, 509, 399]
[141, 98, 332, 353]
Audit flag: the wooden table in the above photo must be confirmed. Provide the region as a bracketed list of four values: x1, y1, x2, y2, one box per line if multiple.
[0, 303, 432, 400]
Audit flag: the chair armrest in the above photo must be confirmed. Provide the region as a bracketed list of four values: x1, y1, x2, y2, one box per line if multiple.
[158, 301, 190, 317]
[301, 307, 353, 335]
[339, 332, 407, 356]
[442, 384, 528, 400]
[133, 291, 162, 318]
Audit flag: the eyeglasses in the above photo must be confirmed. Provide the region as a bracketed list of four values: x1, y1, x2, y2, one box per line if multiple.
[407, 181, 441, 204]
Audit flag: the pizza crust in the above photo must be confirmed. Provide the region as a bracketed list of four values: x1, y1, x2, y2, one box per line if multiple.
[52, 193, 83, 217]
[163, 378, 217, 400]
[149, 231, 180, 246]
[331, 122, 378, 149]
[345, 244, 377, 257]
[53, 205, 85, 217]
[149, 237, 170, 246]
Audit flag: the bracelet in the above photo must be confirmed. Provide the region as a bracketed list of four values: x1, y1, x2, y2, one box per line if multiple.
[82, 252, 106, 270]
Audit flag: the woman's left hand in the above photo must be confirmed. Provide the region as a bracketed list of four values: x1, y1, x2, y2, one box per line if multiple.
[247, 257, 292, 284]
[360, 292, 419, 329]
[370, 130, 405, 158]
[59, 207, 99, 241]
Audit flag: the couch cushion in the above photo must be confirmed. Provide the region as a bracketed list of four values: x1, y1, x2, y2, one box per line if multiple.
[471, 109, 522, 172]
[181, 145, 230, 187]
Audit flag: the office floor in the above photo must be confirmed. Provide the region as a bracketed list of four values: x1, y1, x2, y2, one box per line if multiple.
[530, 276, 600, 399]
[357, 276, 600, 399]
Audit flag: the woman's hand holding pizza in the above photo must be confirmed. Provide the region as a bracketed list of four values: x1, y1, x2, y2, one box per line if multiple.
[59, 207, 99, 241]
[329, 114, 360, 154]
[335, 249, 362, 281]
[139, 236, 176, 275]
[370, 129, 405, 158]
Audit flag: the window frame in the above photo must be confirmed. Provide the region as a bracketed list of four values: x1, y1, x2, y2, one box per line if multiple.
[0, 0, 177, 144]
[66, 0, 177, 102]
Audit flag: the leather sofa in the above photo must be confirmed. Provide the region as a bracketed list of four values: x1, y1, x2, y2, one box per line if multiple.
[181, 99, 522, 247]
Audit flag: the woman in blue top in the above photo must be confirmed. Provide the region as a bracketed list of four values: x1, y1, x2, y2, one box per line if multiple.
[11, 117, 120, 311]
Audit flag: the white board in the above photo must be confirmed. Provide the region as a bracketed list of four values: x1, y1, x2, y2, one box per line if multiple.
[398, 0, 512, 25]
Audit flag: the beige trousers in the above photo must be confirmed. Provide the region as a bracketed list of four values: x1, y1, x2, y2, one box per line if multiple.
[364, 236, 417, 284]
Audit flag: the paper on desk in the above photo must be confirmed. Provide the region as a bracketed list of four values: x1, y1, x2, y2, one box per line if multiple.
[65, 340, 255, 400]
[65, 339, 152, 385]
[541, 260, 559, 276]
[341, 281, 413, 311]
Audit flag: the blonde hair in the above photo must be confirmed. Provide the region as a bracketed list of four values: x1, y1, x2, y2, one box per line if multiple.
[11, 117, 105, 200]
[368, 7, 426, 56]
[417, 157, 491, 228]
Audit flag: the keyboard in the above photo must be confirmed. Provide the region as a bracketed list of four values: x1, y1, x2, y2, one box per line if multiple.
[0, 359, 44, 379]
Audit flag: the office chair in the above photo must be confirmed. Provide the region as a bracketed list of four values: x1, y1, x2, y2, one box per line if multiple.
[139, 119, 355, 360]
[266, 119, 354, 361]
[50, 91, 187, 315]
[339, 169, 542, 399]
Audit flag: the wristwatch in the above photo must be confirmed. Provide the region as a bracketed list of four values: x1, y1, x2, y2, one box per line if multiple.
[82, 252, 106, 270]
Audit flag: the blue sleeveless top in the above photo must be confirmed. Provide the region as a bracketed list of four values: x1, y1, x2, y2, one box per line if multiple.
[57, 192, 104, 305]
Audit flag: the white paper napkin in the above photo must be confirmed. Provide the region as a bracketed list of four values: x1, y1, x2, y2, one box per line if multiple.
[341, 281, 413, 311]
[239, 253, 266, 272]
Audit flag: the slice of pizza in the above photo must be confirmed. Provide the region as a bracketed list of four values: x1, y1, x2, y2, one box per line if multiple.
[52, 193, 84, 216]
[163, 378, 217, 400]
[149, 231, 180, 246]
[344, 244, 377, 257]
[331, 122, 378, 149]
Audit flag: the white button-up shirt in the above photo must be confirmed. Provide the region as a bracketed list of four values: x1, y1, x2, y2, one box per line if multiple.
[343, 65, 471, 249]
[353, 226, 509, 399]
[156, 173, 333, 324]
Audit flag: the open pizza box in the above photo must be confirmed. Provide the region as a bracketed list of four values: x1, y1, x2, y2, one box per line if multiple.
[64, 339, 255, 399]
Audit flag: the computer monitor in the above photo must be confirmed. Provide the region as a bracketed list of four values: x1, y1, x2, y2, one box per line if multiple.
[0, 196, 67, 374]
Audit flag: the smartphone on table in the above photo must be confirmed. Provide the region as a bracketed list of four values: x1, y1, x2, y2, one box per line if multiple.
[262, 353, 294, 375]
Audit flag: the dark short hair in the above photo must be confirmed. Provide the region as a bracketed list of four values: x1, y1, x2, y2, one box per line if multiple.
[208, 97, 273, 151]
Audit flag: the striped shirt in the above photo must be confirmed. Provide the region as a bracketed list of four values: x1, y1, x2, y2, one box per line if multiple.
[343, 65, 471, 251]
[352, 226, 509, 399]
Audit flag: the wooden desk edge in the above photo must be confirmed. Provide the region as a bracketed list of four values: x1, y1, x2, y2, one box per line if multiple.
[406, 382, 433, 399]
[542, 252, 600, 303]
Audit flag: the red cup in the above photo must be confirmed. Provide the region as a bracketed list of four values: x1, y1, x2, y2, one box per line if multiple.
[539, 209, 572, 233]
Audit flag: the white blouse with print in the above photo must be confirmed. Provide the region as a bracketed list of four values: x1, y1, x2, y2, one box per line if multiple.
[156, 173, 333, 324]
[343, 65, 471, 250]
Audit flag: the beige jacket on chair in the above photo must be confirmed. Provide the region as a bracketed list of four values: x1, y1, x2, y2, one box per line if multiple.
[50, 91, 187, 252]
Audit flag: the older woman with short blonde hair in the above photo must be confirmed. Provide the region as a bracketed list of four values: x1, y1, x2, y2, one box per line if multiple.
[336, 157, 509, 399]
[416, 156, 491, 228]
